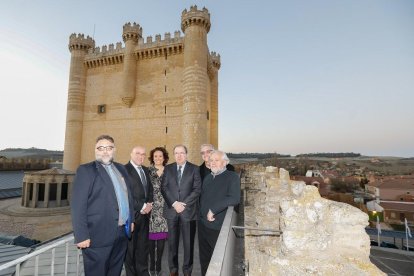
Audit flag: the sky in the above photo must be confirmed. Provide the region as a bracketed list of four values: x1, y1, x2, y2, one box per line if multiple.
[0, 0, 413, 157]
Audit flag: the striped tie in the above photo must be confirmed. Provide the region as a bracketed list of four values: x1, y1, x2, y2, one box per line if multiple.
[177, 165, 182, 185]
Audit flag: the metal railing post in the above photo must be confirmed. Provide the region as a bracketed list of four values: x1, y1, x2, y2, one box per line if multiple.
[76, 248, 81, 276]
[65, 241, 69, 275]
[51, 248, 55, 275]
[34, 255, 39, 276]
[15, 263, 20, 276]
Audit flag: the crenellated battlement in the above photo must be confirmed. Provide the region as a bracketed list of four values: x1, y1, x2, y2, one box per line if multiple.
[138, 30, 183, 47]
[135, 43, 183, 60]
[210, 51, 221, 69]
[136, 31, 184, 59]
[88, 42, 124, 55]
[122, 22, 142, 42]
[84, 30, 185, 67]
[68, 33, 95, 52]
[207, 51, 221, 79]
[85, 42, 124, 68]
[181, 5, 211, 33]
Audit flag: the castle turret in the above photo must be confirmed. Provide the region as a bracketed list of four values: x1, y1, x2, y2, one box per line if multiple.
[181, 6, 211, 162]
[122, 22, 142, 107]
[209, 52, 220, 148]
[63, 34, 95, 171]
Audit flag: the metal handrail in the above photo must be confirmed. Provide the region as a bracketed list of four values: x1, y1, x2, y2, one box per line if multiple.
[0, 235, 81, 275]
[232, 225, 282, 238]
[206, 206, 236, 276]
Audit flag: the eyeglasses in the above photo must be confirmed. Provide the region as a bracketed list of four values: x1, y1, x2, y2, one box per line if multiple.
[201, 150, 212, 155]
[96, 146, 114, 152]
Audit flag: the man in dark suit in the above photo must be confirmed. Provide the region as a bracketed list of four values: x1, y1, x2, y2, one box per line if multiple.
[124, 146, 153, 276]
[161, 144, 201, 276]
[71, 135, 134, 276]
[199, 144, 234, 181]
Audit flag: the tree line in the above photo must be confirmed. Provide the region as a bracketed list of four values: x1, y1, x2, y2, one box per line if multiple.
[227, 152, 291, 159]
[296, 152, 361, 158]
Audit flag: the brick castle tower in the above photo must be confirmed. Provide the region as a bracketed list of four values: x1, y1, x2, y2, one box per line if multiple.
[63, 6, 220, 171]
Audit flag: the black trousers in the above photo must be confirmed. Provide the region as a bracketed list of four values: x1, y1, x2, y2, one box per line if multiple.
[167, 217, 196, 275]
[149, 239, 166, 272]
[82, 226, 128, 276]
[198, 222, 220, 276]
[125, 215, 150, 276]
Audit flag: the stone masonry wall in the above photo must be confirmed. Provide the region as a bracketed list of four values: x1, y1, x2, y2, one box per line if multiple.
[242, 164, 385, 275]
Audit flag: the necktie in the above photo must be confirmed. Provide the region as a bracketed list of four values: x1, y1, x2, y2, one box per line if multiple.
[106, 164, 129, 224]
[177, 165, 182, 185]
[137, 166, 148, 196]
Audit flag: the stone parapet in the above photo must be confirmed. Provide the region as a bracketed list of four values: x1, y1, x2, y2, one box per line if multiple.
[242, 164, 385, 275]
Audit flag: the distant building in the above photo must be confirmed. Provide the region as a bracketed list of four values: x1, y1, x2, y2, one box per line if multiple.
[365, 175, 414, 201]
[380, 201, 414, 224]
[21, 168, 74, 208]
[305, 170, 323, 178]
[365, 175, 414, 224]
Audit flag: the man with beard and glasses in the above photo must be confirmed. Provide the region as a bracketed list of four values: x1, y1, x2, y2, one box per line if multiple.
[71, 135, 134, 276]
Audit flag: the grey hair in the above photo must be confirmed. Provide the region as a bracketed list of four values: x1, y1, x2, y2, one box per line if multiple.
[210, 150, 230, 165]
[173, 144, 188, 154]
[200, 144, 215, 151]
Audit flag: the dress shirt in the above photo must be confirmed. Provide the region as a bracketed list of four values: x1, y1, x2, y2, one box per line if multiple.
[130, 160, 149, 213]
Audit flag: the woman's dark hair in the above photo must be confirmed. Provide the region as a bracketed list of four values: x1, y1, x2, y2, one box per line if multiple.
[148, 147, 169, 166]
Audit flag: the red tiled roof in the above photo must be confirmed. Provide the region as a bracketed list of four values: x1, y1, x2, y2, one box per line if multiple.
[369, 178, 414, 190]
[380, 202, 414, 212]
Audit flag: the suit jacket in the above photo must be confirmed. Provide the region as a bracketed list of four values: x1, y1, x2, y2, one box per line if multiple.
[161, 162, 201, 221]
[71, 161, 134, 247]
[124, 161, 154, 220]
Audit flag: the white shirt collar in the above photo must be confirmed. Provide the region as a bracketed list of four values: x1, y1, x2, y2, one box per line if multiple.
[177, 162, 187, 170]
[130, 160, 143, 169]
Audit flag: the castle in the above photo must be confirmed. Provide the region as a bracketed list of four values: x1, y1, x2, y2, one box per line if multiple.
[63, 6, 220, 171]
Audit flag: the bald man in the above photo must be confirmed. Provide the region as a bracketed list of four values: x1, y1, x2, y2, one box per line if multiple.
[124, 146, 154, 276]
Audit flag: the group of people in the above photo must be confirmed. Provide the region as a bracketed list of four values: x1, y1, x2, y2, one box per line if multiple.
[71, 135, 240, 276]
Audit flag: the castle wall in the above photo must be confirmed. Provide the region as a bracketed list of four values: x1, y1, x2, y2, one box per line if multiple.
[78, 52, 187, 165]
